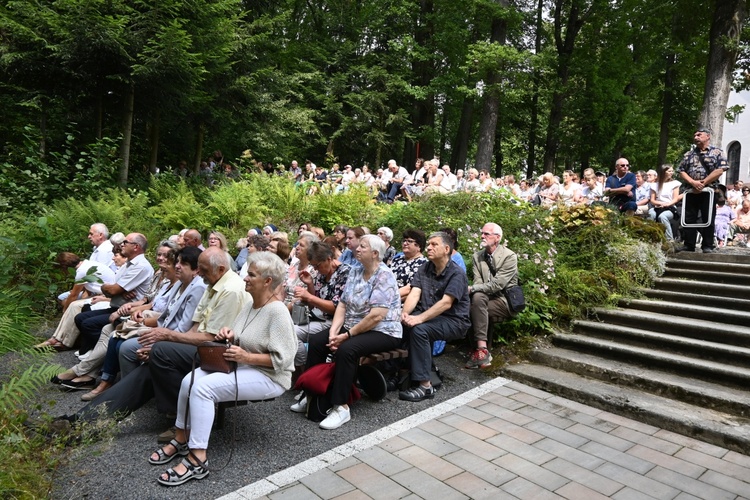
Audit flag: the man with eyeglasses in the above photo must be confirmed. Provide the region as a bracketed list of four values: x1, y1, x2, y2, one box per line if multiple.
[73, 233, 154, 359]
[466, 223, 519, 369]
[678, 127, 729, 253]
[604, 158, 637, 215]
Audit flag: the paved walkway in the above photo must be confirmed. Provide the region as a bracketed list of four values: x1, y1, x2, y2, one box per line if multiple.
[220, 377, 750, 500]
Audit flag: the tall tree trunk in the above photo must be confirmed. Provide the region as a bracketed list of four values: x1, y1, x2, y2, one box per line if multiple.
[451, 97, 474, 171]
[698, 0, 746, 146]
[39, 98, 48, 158]
[494, 106, 503, 178]
[475, 0, 509, 173]
[439, 99, 449, 163]
[95, 86, 103, 140]
[526, 0, 544, 180]
[408, 0, 435, 164]
[118, 84, 135, 188]
[542, 0, 593, 173]
[658, 52, 675, 167]
[193, 122, 204, 175]
[147, 109, 161, 174]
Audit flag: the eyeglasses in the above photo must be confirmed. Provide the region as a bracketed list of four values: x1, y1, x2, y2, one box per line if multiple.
[122, 240, 136, 246]
[402, 239, 417, 245]
[743, 189, 750, 193]
[617, 164, 630, 167]
[481, 232, 500, 236]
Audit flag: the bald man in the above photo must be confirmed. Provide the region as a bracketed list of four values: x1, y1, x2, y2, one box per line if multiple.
[183, 229, 205, 250]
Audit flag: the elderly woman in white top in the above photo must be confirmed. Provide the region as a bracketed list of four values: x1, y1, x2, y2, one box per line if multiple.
[150, 251, 296, 486]
[292, 235, 402, 430]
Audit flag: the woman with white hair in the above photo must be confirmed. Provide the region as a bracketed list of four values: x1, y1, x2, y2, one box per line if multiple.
[292, 235, 402, 430]
[377, 226, 396, 265]
[149, 251, 296, 486]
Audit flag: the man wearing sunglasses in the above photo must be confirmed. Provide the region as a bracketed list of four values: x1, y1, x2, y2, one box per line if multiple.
[604, 158, 637, 215]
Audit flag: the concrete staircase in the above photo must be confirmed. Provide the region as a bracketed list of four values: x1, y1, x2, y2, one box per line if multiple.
[502, 251, 750, 454]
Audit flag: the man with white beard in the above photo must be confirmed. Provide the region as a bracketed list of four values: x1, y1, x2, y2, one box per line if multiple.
[466, 223, 519, 369]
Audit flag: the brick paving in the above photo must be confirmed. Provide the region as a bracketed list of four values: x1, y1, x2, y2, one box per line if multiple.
[221, 379, 750, 500]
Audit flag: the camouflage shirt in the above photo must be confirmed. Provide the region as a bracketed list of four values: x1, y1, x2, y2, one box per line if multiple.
[678, 145, 728, 185]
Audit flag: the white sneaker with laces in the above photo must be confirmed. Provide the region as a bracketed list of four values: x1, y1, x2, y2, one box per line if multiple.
[290, 396, 307, 413]
[319, 405, 350, 430]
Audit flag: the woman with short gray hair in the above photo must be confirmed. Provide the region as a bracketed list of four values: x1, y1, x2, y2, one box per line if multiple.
[150, 251, 296, 486]
[292, 233, 401, 430]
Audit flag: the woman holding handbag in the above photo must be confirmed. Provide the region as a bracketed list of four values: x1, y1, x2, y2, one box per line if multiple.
[149, 251, 296, 487]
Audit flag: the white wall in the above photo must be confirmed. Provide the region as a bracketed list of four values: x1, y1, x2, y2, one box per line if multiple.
[722, 91, 750, 183]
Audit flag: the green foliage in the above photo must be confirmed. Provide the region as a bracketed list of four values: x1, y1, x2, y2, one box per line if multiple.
[48, 189, 155, 248]
[309, 184, 387, 233]
[0, 126, 121, 213]
[0, 362, 64, 499]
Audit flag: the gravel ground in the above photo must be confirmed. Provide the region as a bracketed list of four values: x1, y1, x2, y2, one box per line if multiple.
[23, 337, 495, 500]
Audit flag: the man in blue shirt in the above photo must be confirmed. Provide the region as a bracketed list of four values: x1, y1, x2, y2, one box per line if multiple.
[605, 158, 637, 214]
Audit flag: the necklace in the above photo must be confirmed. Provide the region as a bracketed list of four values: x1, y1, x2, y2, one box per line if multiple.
[240, 293, 275, 338]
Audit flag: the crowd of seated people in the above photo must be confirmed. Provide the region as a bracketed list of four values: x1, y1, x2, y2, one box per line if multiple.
[168, 153, 747, 248]
[41, 217, 522, 486]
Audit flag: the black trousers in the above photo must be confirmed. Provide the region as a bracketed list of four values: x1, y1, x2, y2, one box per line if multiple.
[74, 307, 117, 354]
[306, 328, 401, 406]
[683, 190, 716, 250]
[148, 341, 197, 415]
[76, 365, 154, 421]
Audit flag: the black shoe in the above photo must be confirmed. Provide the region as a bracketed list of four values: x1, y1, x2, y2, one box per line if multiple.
[60, 379, 96, 390]
[701, 248, 715, 253]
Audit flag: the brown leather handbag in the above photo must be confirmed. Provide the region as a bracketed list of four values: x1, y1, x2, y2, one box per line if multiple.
[196, 341, 235, 373]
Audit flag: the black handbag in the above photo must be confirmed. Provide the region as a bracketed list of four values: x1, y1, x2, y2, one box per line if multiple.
[504, 284, 526, 314]
[197, 341, 236, 373]
[291, 303, 310, 325]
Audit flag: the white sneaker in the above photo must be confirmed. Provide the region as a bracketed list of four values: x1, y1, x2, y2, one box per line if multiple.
[319, 405, 350, 430]
[290, 396, 307, 413]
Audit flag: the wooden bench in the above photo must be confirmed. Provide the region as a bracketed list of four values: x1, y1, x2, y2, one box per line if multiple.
[356, 348, 409, 401]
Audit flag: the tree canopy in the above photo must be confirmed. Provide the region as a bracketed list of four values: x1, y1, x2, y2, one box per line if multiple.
[1, 0, 747, 193]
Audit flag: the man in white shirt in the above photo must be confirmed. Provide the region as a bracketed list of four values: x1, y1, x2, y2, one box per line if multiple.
[88, 223, 113, 266]
[383, 159, 411, 203]
[441, 165, 458, 192]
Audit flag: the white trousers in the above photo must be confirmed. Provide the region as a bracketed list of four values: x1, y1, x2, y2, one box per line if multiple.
[175, 365, 285, 450]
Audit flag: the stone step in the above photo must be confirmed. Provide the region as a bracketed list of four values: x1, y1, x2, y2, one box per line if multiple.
[617, 297, 750, 326]
[666, 258, 750, 275]
[651, 277, 750, 299]
[639, 288, 750, 312]
[671, 252, 750, 265]
[501, 363, 750, 455]
[527, 346, 750, 417]
[570, 321, 750, 368]
[553, 332, 750, 389]
[589, 308, 750, 346]
[663, 268, 750, 286]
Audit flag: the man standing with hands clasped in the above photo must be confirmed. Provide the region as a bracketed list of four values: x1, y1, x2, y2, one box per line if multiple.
[678, 127, 729, 253]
